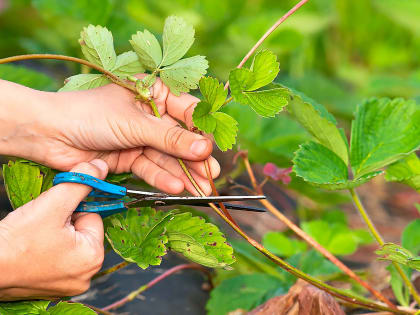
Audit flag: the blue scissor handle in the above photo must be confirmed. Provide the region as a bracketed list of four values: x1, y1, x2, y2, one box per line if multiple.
[53, 172, 127, 199]
[76, 201, 127, 218]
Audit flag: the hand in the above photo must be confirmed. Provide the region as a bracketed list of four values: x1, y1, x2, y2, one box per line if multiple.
[0, 77, 220, 195]
[0, 160, 108, 301]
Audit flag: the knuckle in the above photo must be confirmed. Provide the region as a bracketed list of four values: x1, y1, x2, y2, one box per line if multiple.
[164, 126, 186, 152]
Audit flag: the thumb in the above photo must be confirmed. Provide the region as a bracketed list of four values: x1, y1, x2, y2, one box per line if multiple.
[140, 114, 213, 161]
[37, 159, 109, 222]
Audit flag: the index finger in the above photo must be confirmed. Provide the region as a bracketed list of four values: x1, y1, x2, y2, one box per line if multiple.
[152, 78, 200, 129]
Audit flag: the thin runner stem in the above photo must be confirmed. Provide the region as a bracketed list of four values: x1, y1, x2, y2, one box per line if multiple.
[241, 156, 396, 309]
[349, 188, 420, 307]
[92, 261, 131, 280]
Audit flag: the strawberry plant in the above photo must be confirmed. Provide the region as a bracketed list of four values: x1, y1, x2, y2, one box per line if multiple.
[1, 1, 420, 314]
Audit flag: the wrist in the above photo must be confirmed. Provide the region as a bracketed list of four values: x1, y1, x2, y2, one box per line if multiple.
[0, 80, 61, 161]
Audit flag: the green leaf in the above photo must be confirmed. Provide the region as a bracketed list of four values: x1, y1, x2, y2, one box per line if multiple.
[376, 243, 420, 270]
[111, 51, 145, 77]
[59, 74, 110, 92]
[262, 232, 307, 257]
[3, 161, 43, 209]
[212, 112, 238, 151]
[105, 208, 174, 269]
[79, 25, 116, 70]
[350, 98, 420, 177]
[192, 101, 217, 133]
[0, 64, 57, 91]
[48, 302, 96, 314]
[206, 274, 283, 315]
[402, 219, 420, 255]
[160, 55, 208, 96]
[161, 16, 195, 66]
[293, 141, 382, 190]
[248, 49, 280, 90]
[230, 69, 288, 117]
[385, 153, 420, 192]
[0, 301, 49, 315]
[199, 76, 228, 112]
[387, 264, 411, 307]
[166, 212, 235, 268]
[129, 30, 162, 71]
[286, 89, 349, 165]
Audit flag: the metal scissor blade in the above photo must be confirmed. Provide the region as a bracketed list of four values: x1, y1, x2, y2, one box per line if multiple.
[126, 189, 168, 197]
[141, 195, 266, 206]
[216, 203, 266, 212]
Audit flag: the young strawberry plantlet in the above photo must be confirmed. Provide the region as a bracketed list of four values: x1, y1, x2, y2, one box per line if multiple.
[1, 2, 420, 314]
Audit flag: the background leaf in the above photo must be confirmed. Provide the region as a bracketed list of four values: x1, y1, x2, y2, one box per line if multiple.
[130, 30, 162, 71]
[79, 24, 116, 70]
[262, 232, 307, 257]
[161, 16, 195, 66]
[286, 89, 349, 165]
[402, 219, 420, 255]
[59, 74, 110, 91]
[166, 212, 235, 268]
[160, 55, 208, 96]
[0, 64, 57, 91]
[385, 153, 420, 192]
[350, 98, 420, 177]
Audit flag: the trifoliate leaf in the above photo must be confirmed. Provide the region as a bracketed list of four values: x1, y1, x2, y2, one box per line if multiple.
[111, 51, 145, 77]
[48, 302, 96, 315]
[229, 68, 288, 117]
[385, 153, 420, 192]
[0, 301, 50, 315]
[79, 25, 116, 70]
[248, 49, 280, 90]
[350, 98, 420, 178]
[160, 55, 208, 96]
[161, 16, 195, 66]
[293, 141, 382, 190]
[199, 76, 228, 112]
[192, 101, 217, 133]
[376, 243, 420, 271]
[213, 112, 238, 151]
[165, 212, 235, 268]
[3, 161, 43, 209]
[129, 30, 162, 71]
[286, 89, 349, 165]
[105, 208, 174, 269]
[59, 74, 110, 91]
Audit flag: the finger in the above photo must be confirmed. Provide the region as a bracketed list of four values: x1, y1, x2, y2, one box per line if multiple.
[131, 155, 185, 194]
[36, 159, 109, 222]
[144, 147, 220, 179]
[140, 113, 213, 161]
[73, 212, 104, 245]
[143, 148, 213, 196]
[152, 78, 199, 129]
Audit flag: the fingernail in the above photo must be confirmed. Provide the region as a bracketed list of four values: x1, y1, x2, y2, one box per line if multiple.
[90, 159, 108, 173]
[190, 139, 209, 157]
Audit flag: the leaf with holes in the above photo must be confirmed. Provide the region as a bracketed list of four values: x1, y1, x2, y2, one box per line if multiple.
[385, 153, 420, 192]
[161, 15, 195, 66]
[293, 141, 382, 190]
[166, 212, 235, 268]
[286, 88, 349, 165]
[350, 97, 420, 178]
[130, 30, 162, 71]
[105, 208, 175, 269]
[111, 51, 145, 77]
[160, 55, 208, 96]
[79, 25, 116, 70]
[59, 74, 110, 91]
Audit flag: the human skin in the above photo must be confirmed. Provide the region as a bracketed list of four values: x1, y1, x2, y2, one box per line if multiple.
[0, 77, 220, 300]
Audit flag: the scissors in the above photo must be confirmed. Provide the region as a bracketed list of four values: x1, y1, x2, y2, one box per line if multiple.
[53, 172, 267, 218]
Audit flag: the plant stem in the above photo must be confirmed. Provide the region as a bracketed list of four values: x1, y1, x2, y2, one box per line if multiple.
[224, 0, 309, 90]
[241, 156, 397, 309]
[92, 261, 130, 280]
[81, 304, 114, 315]
[0, 54, 137, 93]
[101, 264, 212, 311]
[349, 188, 420, 307]
[149, 99, 161, 118]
